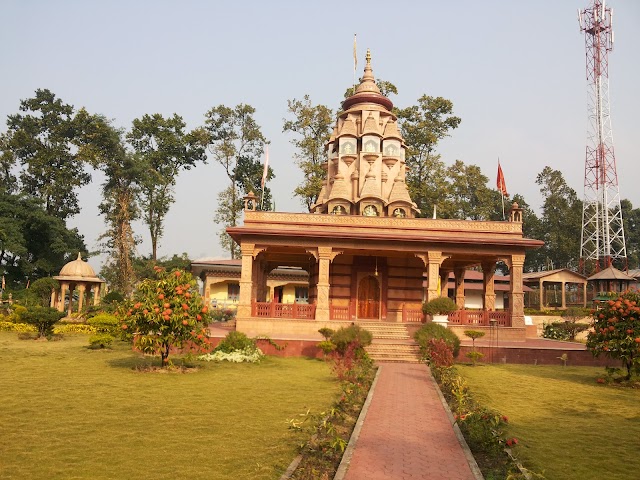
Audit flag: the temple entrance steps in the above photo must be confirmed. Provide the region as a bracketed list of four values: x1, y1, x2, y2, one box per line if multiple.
[359, 322, 422, 363]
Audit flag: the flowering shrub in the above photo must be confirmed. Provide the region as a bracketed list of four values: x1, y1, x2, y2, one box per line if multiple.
[210, 308, 235, 322]
[586, 290, 640, 380]
[543, 321, 588, 341]
[118, 267, 210, 367]
[198, 347, 264, 363]
[414, 322, 461, 359]
[54, 324, 97, 335]
[427, 338, 454, 367]
[0, 321, 37, 333]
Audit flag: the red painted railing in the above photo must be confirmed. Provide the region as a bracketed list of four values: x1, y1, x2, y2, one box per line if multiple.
[252, 302, 316, 319]
[402, 305, 424, 323]
[330, 304, 350, 320]
[447, 310, 511, 327]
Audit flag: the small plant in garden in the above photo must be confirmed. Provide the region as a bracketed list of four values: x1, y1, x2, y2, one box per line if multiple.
[198, 331, 264, 363]
[87, 313, 119, 349]
[20, 307, 65, 339]
[422, 296, 458, 317]
[210, 308, 235, 322]
[586, 290, 640, 380]
[414, 322, 461, 363]
[118, 267, 210, 367]
[318, 327, 334, 340]
[464, 330, 485, 366]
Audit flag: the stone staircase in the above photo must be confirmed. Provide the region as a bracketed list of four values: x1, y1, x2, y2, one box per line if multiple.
[361, 322, 422, 363]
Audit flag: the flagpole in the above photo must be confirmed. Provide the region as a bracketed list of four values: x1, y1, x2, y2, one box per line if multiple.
[353, 34, 357, 95]
[501, 193, 505, 220]
[261, 145, 269, 210]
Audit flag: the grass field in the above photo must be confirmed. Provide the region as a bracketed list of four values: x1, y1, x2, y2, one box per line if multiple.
[0, 332, 338, 480]
[457, 364, 640, 480]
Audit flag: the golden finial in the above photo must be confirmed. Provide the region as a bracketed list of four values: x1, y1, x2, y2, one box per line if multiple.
[366, 49, 371, 66]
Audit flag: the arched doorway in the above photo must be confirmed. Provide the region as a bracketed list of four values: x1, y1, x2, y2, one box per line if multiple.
[358, 275, 380, 319]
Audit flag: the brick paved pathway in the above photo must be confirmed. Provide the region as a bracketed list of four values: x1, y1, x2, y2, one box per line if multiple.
[342, 363, 478, 480]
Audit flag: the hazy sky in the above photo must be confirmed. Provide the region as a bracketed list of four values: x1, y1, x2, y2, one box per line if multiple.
[2, 0, 639, 273]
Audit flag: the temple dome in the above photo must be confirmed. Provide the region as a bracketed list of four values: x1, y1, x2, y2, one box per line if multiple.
[55, 252, 103, 283]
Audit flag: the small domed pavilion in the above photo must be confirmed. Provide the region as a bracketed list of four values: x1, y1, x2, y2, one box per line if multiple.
[51, 253, 105, 315]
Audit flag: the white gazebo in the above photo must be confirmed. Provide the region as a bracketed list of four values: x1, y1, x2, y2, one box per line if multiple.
[51, 253, 105, 316]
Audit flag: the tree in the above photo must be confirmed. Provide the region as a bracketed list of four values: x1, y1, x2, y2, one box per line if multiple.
[25, 277, 60, 307]
[74, 110, 141, 296]
[282, 95, 333, 210]
[2, 89, 91, 221]
[204, 104, 269, 258]
[621, 199, 640, 269]
[445, 161, 498, 220]
[0, 191, 86, 286]
[21, 306, 65, 339]
[127, 114, 208, 260]
[586, 290, 640, 380]
[119, 267, 209, 367]
[535, 167, 583, 271]
[397, 95, 461, 217]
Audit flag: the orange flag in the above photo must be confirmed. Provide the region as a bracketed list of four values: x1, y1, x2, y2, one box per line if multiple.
[497, 161, 508, 197]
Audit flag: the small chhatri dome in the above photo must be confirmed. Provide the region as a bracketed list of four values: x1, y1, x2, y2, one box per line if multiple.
[59, 252, 97, 278]
[342, 49, 393, 111]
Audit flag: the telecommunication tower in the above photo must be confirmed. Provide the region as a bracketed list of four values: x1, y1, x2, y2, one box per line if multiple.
[578, 0, 626, 273]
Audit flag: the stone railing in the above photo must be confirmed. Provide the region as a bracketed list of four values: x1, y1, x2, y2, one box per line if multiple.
[251, 302, 316, 319]
[447, 310, 511, 327]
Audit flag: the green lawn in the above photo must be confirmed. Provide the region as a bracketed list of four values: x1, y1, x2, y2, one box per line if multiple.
[0, 332, 338, 480]
[457, 364, 640, 480]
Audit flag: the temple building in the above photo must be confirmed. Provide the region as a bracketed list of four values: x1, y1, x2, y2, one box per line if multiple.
[214, 51, 543, 341]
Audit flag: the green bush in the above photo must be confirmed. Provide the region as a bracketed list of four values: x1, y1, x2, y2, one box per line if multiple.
[542, 321, 589, 341]
[210, 308, 235, 322]
[88, 333, 114, 349]
[20, 307, 65, 338]
[102, 291, 124, 304]
[87, 314, 119, 335]
[423, 297, 458, 316]
[414, 322, 461, 358]
[215, 331, 258, 354]
[330, 324, 372, 355]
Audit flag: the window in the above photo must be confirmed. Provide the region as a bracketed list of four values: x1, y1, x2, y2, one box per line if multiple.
[227, 283, 240, 302]
[295, 287, 309, 304]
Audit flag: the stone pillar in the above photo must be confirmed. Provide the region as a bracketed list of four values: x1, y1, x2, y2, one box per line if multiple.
[439, 270, 451, 298]
[316, 247, 333, 321]
[454, 267, 466, 309]
[509, 254, 526, 328]
[237, 243, 255, 318]
[77, 285, 86, 312]
[539, 279, 544, 310]
[93, 284, 100, 306]
[67, 285, 75, 317]
[561, 281, 567, 309]
[50, 288, 57, 309]
[426, 251, 443, 302]
[58, 283, 68, 312]
[482, 261, 496, 311]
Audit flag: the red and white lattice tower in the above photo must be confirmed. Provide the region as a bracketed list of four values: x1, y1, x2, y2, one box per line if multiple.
[578, 0, 626, 273]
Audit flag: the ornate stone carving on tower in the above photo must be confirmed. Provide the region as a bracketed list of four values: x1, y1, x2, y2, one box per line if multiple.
[311, 50, 419, 218]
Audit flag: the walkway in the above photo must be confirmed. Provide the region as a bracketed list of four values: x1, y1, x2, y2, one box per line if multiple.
[340, 363, 480, 480]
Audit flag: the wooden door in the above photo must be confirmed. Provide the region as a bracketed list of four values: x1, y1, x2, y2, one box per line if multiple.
[358, 276, 380, 319]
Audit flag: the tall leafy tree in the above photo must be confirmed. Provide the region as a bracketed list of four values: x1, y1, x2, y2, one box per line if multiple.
[204, 104, 270, 259]
[0, 191, 86, 287]
[75, 110, 141, 296]
[127, 114, 208, 260]
[535, 167, 583, 271]
[621, 199, 640, 269]
[282, 95, 333, 210]
[2, 89, 91, 220]
[397, 95, 461, 218]
[444, 161, 497, 220]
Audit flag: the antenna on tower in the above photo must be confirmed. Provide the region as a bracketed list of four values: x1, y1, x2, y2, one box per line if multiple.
[578, 0, 627, 274]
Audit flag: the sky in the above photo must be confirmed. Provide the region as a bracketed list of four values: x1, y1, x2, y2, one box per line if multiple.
[1, 0, 639, 274]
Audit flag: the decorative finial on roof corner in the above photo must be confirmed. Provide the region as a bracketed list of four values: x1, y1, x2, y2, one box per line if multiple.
[77, 252, 82, 261]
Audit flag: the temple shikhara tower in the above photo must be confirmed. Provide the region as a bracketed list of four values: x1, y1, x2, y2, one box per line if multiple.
[312, 51, 417, 219]
[199, 52, 542, 342]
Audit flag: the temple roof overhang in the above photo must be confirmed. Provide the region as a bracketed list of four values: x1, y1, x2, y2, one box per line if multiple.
[227, 211, 543, 252]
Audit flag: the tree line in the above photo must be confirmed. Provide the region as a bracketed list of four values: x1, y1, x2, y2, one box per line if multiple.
[0, 89, 273, 294]
[1, 85, 638, 296]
